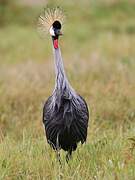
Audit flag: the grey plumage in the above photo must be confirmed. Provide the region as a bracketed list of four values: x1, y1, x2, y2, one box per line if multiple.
[39, 8, 89, 160]
[43, 47, 89, 159]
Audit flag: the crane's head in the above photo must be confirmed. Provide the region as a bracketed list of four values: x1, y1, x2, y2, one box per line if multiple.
[49, 20, 62, 49]
[49, 20, 62, 37]
[38, 7, 65, 49]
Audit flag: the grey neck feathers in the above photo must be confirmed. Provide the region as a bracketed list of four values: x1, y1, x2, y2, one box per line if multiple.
[53, 47, 68, 90]
[52, 47, 77, 99]
[49, 46, 83, 110]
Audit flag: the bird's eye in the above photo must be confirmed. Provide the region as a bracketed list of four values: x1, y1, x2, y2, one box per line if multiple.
[52, 21, 61, 29]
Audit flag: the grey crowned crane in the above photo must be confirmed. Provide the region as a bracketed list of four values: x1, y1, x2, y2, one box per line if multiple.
[39, 8, 89, 162]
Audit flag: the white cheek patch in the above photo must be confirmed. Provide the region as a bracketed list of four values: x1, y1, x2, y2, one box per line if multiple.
[49, 26, 55, 36]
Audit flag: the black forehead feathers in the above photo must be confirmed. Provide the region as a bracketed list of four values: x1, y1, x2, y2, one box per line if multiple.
[52, 21, 61, 29]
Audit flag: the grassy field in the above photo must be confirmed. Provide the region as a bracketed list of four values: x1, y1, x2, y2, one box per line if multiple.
[0, 0, 135, 179]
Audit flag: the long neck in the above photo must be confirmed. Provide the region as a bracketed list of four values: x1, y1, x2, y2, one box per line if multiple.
[53, 46, 69, 91]
[50, 38, 77, 109]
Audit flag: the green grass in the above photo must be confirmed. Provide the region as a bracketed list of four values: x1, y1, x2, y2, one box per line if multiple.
[0, 1, 135, 179]
[0, 128, 135, 179]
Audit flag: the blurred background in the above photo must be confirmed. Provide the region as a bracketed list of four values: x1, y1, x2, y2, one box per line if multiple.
[0, 0, 135, 178]
[1, 0, 135, 135]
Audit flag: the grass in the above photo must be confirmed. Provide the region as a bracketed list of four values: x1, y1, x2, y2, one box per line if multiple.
[0, 0, 135, 179]
[0, 128, 135, 179]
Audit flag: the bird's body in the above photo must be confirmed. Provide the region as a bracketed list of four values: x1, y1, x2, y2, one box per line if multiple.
[43, 93, 88, 151]
[43, 47, 89, 156]
[39, 8, 89, 160]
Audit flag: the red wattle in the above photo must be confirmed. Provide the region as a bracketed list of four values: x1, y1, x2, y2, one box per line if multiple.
[53, 39, 58, 49]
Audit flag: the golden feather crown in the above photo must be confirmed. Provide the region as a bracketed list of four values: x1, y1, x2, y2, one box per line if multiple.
[38, 7, 65, 35]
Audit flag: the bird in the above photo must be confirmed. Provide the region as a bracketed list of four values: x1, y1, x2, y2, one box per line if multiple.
[39, 7, 89, 162]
